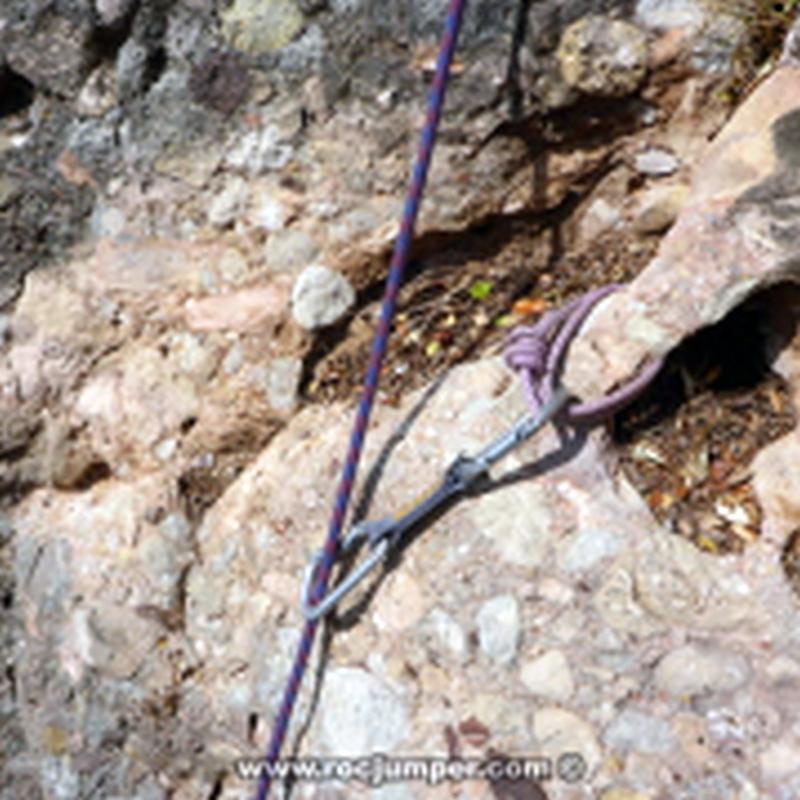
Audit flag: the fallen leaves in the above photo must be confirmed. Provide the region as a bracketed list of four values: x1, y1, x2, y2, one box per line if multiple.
[617, 369, 794, 555]
[512, 297, 549, 316]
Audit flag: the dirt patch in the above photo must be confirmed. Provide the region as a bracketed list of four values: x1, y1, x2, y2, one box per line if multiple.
[614, 285, 797, 555]
[305, 209, 661, 406]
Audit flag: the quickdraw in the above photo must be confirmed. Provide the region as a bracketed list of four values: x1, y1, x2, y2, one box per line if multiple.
[300, 386, 569, 620]
[300, 284, 665, 621]
[256, 2, 663, 796]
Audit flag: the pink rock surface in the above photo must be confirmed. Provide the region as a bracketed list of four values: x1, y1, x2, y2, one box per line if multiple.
[562, 64, 800, 405]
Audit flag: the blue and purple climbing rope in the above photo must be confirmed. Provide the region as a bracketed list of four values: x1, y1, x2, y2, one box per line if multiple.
[255, 2, 468, 797]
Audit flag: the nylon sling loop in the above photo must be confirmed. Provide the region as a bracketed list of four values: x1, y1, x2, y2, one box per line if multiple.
[255, 2, 468, 797]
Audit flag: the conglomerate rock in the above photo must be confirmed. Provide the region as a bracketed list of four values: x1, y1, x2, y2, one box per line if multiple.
[2, 3, 800, 800]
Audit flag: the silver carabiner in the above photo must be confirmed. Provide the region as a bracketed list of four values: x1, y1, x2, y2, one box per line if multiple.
[301, 518, 395, 621]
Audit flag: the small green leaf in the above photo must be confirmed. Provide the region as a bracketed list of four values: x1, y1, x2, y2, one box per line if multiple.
[469, 280, 493, 301]
[494, 314, 515, 328]
[425, 340, 441, 357]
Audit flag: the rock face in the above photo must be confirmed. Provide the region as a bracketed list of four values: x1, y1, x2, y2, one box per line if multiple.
[1, 4, 800, 800]
[562, 60, 800, 404]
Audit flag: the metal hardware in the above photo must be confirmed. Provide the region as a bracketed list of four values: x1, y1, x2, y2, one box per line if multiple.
[301, 386, 570, 620]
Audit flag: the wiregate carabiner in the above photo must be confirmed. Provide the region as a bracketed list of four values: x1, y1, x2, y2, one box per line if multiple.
[301, 386, 570, 620]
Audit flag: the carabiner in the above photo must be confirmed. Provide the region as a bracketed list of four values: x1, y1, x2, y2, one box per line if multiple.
[301, 518, 395, 621]
[300, 385, 570, 621]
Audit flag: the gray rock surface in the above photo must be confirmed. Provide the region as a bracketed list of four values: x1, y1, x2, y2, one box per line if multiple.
[636, 0, 707, 31]
[318, 668, 410, 758]
[220, 0, 306, 55]
[604, 709, 676, 755]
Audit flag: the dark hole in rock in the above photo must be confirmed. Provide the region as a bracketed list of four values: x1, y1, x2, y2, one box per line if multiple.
[178, 466, 230, 523]
[88, 4, 138, 61]
[180, 416, 198, 434]
[782, 527, 800, 599]
[72, 461, 112, 490]
[4, 664, 15, 700]
[208, 774, 224, 800]
[247, 711, 258, 744]
[144, 46, 168, 92]
[612, 283, 798, 555]
[0, 65, 35, 119]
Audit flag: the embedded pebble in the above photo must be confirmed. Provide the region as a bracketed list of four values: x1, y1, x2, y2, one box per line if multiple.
[222, 342, 244, 375]
[225, 127, 294, 175]
[291, 265, 355, 330]
[220, 0, 305, 55]
[557, 16, 649, 98]
[537, 577, 574, 605]
[184, 285, 289, 333]
[634, 148, 680, 176]
[558, 528, 622, 573]
[154, 438, 177, 461]
[249, 192, 288, 232]
[635, 0, 706, 31]
[690, 13, 749, 75]
[759, 737, 800, 780]
[654, 644, 751, 697]
[168, 331, 218, 381]
[217, 248, 249, 286]
[633, 184, 689, 234]
[95, 0, 137, 27]
[579, 197, 623, 241]
[519, 649, 575, 702]
[476, 594, 520, 665]
[263, 356, 302, 413]
[77, 64, 118, 117]
[471, 484, 552, 568]
[318, 668, 409, 758]
[604, 709, 675, 755]
[207, 177, 249, 228]
[534, 707, 601, 774]
[264, 228, 320, 274]
[0, 177, 21, 210]
[419, 608, 467, 663]
[765, 656, 800, 684]
[373, 573, 428, 632]
[90, 202, 127, 239]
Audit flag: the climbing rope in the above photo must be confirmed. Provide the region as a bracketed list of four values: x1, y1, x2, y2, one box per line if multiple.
[255, 2, 468, 797]
[256, 3, 666, 796]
